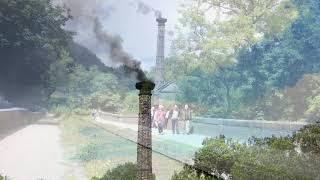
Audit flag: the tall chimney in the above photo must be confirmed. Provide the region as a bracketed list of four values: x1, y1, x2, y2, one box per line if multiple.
[155, 17, 167, 88]
[136, 81, 155, 180]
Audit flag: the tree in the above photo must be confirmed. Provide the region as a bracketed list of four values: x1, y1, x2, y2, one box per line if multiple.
[49, 65, 121, 111]
[0, 0, 72, 104]
[193, 136, 245, 178]
[168, 0, 297, 75]
[293, 123, 320, 154]
[169, 0, 320, 120]
[177, 67, 242, 116]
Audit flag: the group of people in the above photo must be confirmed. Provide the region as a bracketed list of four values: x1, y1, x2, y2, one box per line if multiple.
[151, 104, 193, 135]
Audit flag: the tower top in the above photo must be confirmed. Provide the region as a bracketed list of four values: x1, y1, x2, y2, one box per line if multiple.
[156, 17, 167, 25]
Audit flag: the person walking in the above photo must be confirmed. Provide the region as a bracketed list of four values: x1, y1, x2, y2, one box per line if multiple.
[182, 104, 192, 134]
[165, 109, 171, 129]
[171, 105, 180, 134]
[154, 105, 166, 135]
[92, 109, 98, 121]
[151, 106, 156, 128]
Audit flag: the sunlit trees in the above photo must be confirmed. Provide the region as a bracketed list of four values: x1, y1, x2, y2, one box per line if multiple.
[167, 0, 320, 120]
[168, 0, 297, 76]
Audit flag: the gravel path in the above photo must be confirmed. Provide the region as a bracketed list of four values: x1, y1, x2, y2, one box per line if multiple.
[0, 124, 66, 180]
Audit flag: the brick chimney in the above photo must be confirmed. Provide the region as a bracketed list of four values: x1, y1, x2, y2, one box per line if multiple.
[136, 81, 155, 180]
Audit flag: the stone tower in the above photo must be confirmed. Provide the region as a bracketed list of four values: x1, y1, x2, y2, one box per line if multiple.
[155, 17, 167, 89]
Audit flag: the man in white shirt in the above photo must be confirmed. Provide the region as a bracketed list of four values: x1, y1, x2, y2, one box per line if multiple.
[182, 104, 192, 134]
[171, 105, 180, 134]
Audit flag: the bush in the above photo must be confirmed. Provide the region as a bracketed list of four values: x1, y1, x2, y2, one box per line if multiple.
[121, 92, 138, 114]
[86, 91, 121, 113]
[0, 175, 9, 180]
[73, 107, 91, 116]
[232, 148, 320, 180]
[248, 135, 295, 151]
[92, 163, 155, 180]
[293, 123, 320, 154]
[51, 105, 72, 117]
[171, 165, 217, 180]
[172, 131, 320, 180]
[193, 137, 245, 177]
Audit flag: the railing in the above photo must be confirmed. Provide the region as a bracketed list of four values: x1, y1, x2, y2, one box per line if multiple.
[97, 111, 308, 130]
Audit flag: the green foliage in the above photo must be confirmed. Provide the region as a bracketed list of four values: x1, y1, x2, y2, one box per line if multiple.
[92, 163, 155, 180]
[86, 91, 121, 112]
[51, 105, 72, 117]
[305, 94, 320, 122]
[294, 123, 320, 154]
[49, 64, 124, 112]
[169, 0, 320, 121]
[231, 149, 317, 180]
[169, 0, 298, 78]
[74, 126, 135, 162]
[0, 0, 71, 49]
[249, 136, 295, 151]
[194, 137, 244, 176]
[76, 142, 110, 162]
[171, 165, 217, 180]
[121, 92, 138, 114]
[177, 67, 243, 116]
[173, 127, 320, 179]
[0, 0, 72, 103]
[0, 174, 9, 180]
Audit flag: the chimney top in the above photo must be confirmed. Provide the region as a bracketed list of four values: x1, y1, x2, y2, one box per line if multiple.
[156, 17, 167, 24]
[136, 81, 155, 95]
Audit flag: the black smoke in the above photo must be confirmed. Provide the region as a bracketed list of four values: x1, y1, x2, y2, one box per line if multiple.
[56, 0, 149, 81]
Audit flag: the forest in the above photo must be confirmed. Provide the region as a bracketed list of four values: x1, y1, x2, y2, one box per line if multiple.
[0, 0, 137, 113]
[164, 0, 320, 122]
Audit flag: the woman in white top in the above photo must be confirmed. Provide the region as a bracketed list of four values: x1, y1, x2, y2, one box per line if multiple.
[171, 105, 180, 134]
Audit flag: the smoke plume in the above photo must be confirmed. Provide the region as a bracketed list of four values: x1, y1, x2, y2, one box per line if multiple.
[132, 0, 162, 18]
[54, 0, 148, 81]
[93, 18, 147, 81]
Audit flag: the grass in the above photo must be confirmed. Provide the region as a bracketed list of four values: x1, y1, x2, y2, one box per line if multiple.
[60, 114, 137, 178]
[60, 114, 184, 179]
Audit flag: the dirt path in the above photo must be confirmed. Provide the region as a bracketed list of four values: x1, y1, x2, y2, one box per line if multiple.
[0, 124, 66, 180]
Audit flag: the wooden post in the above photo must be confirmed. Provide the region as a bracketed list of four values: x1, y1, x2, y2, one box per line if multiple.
[136, 81, 155, 180]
